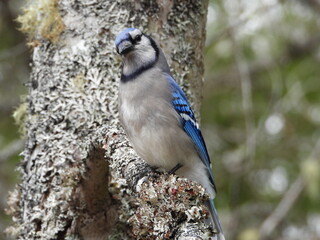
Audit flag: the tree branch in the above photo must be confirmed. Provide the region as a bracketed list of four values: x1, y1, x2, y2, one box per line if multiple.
[7, 0, 212, 239]
[104, 124, 215, 239]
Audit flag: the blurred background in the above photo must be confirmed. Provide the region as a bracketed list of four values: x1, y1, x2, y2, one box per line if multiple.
[0, 0, 29, 239]
[203, 0, 320, 240]
[0, 0, 319, 239]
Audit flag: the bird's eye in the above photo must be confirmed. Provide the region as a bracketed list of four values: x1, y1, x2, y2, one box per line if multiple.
[135, 34, 142, 42]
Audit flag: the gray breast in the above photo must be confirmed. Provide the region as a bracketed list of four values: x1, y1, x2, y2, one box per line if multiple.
[119, 68, 196, 170]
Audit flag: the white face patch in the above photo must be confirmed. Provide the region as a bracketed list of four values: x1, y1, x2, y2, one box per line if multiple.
[129, 29, 142, 40]
[122, 32, 157, 76]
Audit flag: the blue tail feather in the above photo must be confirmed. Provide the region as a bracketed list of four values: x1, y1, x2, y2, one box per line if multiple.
[207, 199, 225, 240]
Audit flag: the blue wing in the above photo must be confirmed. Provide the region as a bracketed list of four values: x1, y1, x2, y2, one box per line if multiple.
[165, 74, 216, 191]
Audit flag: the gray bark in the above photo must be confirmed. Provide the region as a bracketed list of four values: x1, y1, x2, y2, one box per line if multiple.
[6, 0, 211, 239]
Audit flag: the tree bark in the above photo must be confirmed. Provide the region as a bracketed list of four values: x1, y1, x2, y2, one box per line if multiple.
[6, 0, 210, 239]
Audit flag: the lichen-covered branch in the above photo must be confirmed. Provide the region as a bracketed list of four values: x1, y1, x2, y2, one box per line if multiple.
[104, 125, 214, 239]
[7, 0, 210, 239]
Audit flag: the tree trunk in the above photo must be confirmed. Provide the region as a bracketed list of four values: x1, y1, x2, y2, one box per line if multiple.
[6, 0, 210, 239]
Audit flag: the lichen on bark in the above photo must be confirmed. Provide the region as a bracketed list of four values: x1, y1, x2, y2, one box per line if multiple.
[7, 0, 210, 239]
[17, 0, 65, 44]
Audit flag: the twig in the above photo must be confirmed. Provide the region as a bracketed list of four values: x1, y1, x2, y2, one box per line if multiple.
[259, 138, 320, 238]
[228, 8, 256, 166]
[259, 175, 305, 238]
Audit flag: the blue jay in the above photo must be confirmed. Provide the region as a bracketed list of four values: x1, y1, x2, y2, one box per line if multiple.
[115, 28, 225, 240]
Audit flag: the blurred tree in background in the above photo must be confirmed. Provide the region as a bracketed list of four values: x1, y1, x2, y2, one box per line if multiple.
[0, 0, 319, 239]
[0, 0, 28, 239]
[202, 0, 320, 240]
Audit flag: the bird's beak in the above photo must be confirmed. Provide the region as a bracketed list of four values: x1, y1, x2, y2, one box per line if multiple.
[117, 40, 134, 55]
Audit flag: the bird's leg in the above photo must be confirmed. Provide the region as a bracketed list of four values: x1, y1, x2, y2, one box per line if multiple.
[168, 163, 183, 175]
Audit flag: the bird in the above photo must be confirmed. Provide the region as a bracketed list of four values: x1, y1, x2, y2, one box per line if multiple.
[115, 28, 225, 240]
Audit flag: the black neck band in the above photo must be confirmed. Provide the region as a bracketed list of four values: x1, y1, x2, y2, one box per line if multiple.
[121, 36, 160, 83]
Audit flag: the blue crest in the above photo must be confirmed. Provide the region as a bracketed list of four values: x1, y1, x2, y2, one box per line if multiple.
[115, 28, 137, 46]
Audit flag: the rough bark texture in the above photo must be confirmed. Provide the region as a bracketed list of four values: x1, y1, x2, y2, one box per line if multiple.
[7, 0, 210, 239]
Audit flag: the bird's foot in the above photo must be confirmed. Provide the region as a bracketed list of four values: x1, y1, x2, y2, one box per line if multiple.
[134, 165, 164, 191]
[168, 163, 183, 175]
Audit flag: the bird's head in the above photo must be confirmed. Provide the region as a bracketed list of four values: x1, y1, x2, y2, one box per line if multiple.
[115, 28, 157, 57]
[115, 28, 167, 79]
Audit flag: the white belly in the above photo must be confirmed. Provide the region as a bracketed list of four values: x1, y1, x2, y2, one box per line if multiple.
[121, 103, 215, 197]
[121, 97, 196, 170]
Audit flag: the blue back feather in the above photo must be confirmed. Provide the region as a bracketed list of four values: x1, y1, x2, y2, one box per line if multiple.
[165, 74, 216, 190]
